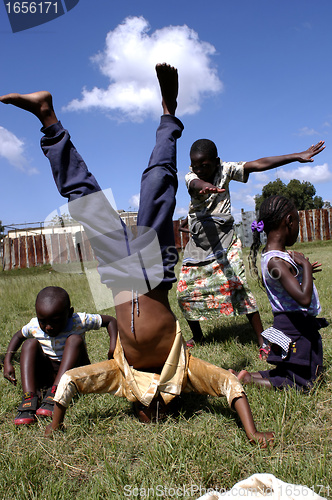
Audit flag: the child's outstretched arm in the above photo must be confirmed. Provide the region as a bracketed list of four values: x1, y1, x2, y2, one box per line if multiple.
[3, 330, 25, 385]
[188, 179, 225, 196]
[243, 140, 325, 174]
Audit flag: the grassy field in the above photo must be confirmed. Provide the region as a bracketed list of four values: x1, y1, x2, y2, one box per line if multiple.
[0, 240, 331, 499]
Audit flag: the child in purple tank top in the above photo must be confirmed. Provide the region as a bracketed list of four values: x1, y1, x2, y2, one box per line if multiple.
[229, 195, 327, 390]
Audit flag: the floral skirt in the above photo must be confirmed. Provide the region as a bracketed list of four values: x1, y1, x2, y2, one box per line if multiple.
[177, 236, 258, 321]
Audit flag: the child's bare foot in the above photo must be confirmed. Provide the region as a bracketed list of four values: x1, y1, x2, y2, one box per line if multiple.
[237, 369, 251, 382]
[229, 370, 273, 388]
[228, 369, 251, 383]
[249, 431, 275, 449]
[155, 63, 178, 115]
[0, 91, 57, 128]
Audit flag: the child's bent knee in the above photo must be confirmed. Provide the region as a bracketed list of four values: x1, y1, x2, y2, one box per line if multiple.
[21, 337, 40, 353]
[64, 334, 84, 348]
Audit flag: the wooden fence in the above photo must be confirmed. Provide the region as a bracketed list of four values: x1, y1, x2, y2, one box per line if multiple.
[2, 230, 94, 271]
[2, 209, 331, 271]
[298, 208, 332, 242]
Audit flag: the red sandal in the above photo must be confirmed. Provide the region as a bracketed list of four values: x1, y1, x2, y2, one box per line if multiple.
[259, 344, 270, 361]
[186, 338, 196, 348]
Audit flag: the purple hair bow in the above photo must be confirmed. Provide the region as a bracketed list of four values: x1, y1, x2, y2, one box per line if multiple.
[251, 220, 264, 233]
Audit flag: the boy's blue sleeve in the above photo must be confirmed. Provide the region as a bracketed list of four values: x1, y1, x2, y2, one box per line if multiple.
[82, 313, 103, 331]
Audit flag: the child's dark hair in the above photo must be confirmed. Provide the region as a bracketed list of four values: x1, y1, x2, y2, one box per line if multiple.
[36, 286, 71, 310]
[190, 139, 218, 159]
[249, 195, 296, 282]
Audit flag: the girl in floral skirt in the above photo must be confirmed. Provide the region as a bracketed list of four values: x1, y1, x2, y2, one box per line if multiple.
[177, 138, 325, 352]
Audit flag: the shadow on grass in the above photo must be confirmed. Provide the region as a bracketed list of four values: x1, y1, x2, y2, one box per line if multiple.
[229, 356, 253, 372]
[172, 393, 233, 418]
[199, 320, 257, 346]
[167, 393, 247, 432]
[70, 392, 240, 431]
[71, 397, 134, 427]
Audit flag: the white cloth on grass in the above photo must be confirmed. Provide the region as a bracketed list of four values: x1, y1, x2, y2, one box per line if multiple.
[196, 473, 327, 499]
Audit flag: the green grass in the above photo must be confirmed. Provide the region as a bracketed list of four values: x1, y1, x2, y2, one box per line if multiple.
[0, 241, 332, 499]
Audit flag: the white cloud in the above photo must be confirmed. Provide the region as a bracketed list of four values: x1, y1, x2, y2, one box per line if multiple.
[175, 206, 188, 218]
[129, 193, 140, 209]
[296, 126, 319, 136]
[278, 162, 332, 183]
[249, 171, 272, 190]
[65, 16, 222, 121]
[0, 126, 38, 174]
[232, 191, 255, 208]
[231, 186, 256, 206]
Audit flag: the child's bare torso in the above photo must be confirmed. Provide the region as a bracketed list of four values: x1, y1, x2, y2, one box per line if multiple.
[114, 289, 176, 371]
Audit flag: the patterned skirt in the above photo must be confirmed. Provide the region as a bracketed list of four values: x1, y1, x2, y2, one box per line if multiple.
[177, 236, 258, 321]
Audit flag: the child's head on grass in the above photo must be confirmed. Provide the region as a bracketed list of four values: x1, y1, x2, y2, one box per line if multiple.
[35, 286, 74, 337]
[190, 139, 219, 183]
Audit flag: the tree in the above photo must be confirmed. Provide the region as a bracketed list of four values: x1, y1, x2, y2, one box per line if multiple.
[48, 213, 76, 226]
[254, 179, 287, 211]
[0, 220, 4, 242]
[255, 178, 324, 212]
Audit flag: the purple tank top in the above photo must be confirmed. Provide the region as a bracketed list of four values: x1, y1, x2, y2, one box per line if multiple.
[261, 250, 320, 316]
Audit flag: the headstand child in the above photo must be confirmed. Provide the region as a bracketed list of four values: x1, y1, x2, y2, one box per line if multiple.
[3, 286, 117, 424]
[177, 138, 325, 355]
[230, 195, 326, 390]
[0, 64, 274, 446]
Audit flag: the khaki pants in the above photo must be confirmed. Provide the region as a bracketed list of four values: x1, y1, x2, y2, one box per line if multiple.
[54, 352, 244, 410]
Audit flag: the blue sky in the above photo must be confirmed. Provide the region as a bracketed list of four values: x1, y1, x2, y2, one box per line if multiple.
[1, 0, 331, 228]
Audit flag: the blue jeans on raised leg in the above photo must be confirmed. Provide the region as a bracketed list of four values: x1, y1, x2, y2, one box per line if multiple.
[41, 115, 184, 292]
